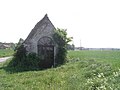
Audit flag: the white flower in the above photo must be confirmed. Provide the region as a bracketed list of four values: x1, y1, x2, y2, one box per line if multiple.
[98, 74, 101, 78]
[113, 72, 119, 77]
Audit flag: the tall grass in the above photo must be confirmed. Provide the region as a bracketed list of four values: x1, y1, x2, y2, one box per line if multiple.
[0, 50, 120, 90]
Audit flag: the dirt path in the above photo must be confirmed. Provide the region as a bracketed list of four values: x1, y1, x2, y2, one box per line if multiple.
[0, 56, 12, 63]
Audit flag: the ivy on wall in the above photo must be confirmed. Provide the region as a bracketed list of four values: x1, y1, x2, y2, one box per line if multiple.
[53, 28, 72, 66]
[7, 28, 72, 71]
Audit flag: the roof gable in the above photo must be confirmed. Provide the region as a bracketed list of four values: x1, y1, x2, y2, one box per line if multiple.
[24, 14, 55, 44]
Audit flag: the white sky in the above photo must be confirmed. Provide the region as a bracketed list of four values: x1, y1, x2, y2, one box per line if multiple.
[0, 0, 120, 48]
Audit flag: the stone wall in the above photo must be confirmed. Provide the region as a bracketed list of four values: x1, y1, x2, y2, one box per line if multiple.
[24, 14, 57, 55]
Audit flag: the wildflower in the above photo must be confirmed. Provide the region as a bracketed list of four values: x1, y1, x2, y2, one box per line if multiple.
[118, 68, 120, 72]
[87, 79, 93, 84]
[98, 73, 104, 78]
[98, 73, 101, 78]
[113, 72, 119, 77]
[101, 73, 104, 77]
[99, 85, 106, 90]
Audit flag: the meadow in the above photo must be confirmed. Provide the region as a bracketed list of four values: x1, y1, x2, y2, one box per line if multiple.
[0, 50, 120, 90]
[0, 49, 14, 57]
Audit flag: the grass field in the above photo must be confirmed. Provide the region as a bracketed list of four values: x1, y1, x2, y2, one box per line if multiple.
[68, 50, 120, 69]
[0, 49, 14, 57]
[0, 50, 120, 90]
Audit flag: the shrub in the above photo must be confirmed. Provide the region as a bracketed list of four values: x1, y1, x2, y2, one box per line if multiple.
[8, 45, 41, 71]
[9, 45, 27, 67]
[53, 28, 72, 66]
[14, 38, 24, 51]
[26, 53, 40, 68]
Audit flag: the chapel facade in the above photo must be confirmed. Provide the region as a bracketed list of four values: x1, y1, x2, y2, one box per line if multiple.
[24, 14, 57, 67]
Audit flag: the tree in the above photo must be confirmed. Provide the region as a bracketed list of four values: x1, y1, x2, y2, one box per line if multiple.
[14, 38, 24, 51]
[53, 28, 72, 66]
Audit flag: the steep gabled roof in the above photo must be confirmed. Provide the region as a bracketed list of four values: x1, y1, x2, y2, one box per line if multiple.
[24, 14, 55, 44]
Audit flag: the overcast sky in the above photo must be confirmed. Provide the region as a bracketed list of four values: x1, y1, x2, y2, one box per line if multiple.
[0, 0, 120, 48]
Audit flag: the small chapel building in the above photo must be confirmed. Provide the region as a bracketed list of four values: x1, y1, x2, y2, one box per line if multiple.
[24, 14, 57, 67]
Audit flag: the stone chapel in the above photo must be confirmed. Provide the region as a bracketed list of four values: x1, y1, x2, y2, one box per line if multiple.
[24, 14, 57, 67]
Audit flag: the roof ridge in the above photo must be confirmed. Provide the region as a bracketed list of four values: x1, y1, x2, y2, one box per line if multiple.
[24, 14, 55, 44]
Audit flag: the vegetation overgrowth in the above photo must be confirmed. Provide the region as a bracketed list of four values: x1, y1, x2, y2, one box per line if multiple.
[53, 28, 72, 66]
[7, 45, 41, 71]
[8, 28, 72, 70]
[0, 50, 120, 90]
[0, 49, 14, 57]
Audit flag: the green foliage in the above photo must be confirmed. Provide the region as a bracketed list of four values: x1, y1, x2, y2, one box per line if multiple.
[9, 45, 27, 67]
[14, 38, 24, 51]
[8, 45, 41, 71]
[53, 28, 72, 65]
[26, 53, 40, 68]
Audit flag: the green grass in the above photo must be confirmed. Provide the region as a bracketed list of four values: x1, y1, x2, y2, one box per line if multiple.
[0, 49, 14, 57]
[68, 50, 120, 68]
[0, 50, 120, 90]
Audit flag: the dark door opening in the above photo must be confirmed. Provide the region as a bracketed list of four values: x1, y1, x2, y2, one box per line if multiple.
[37, 36, 54, 68]
[38, 45, 54, 68]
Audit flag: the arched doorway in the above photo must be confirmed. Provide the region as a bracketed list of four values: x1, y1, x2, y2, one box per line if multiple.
[37, 36, 54, 68]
